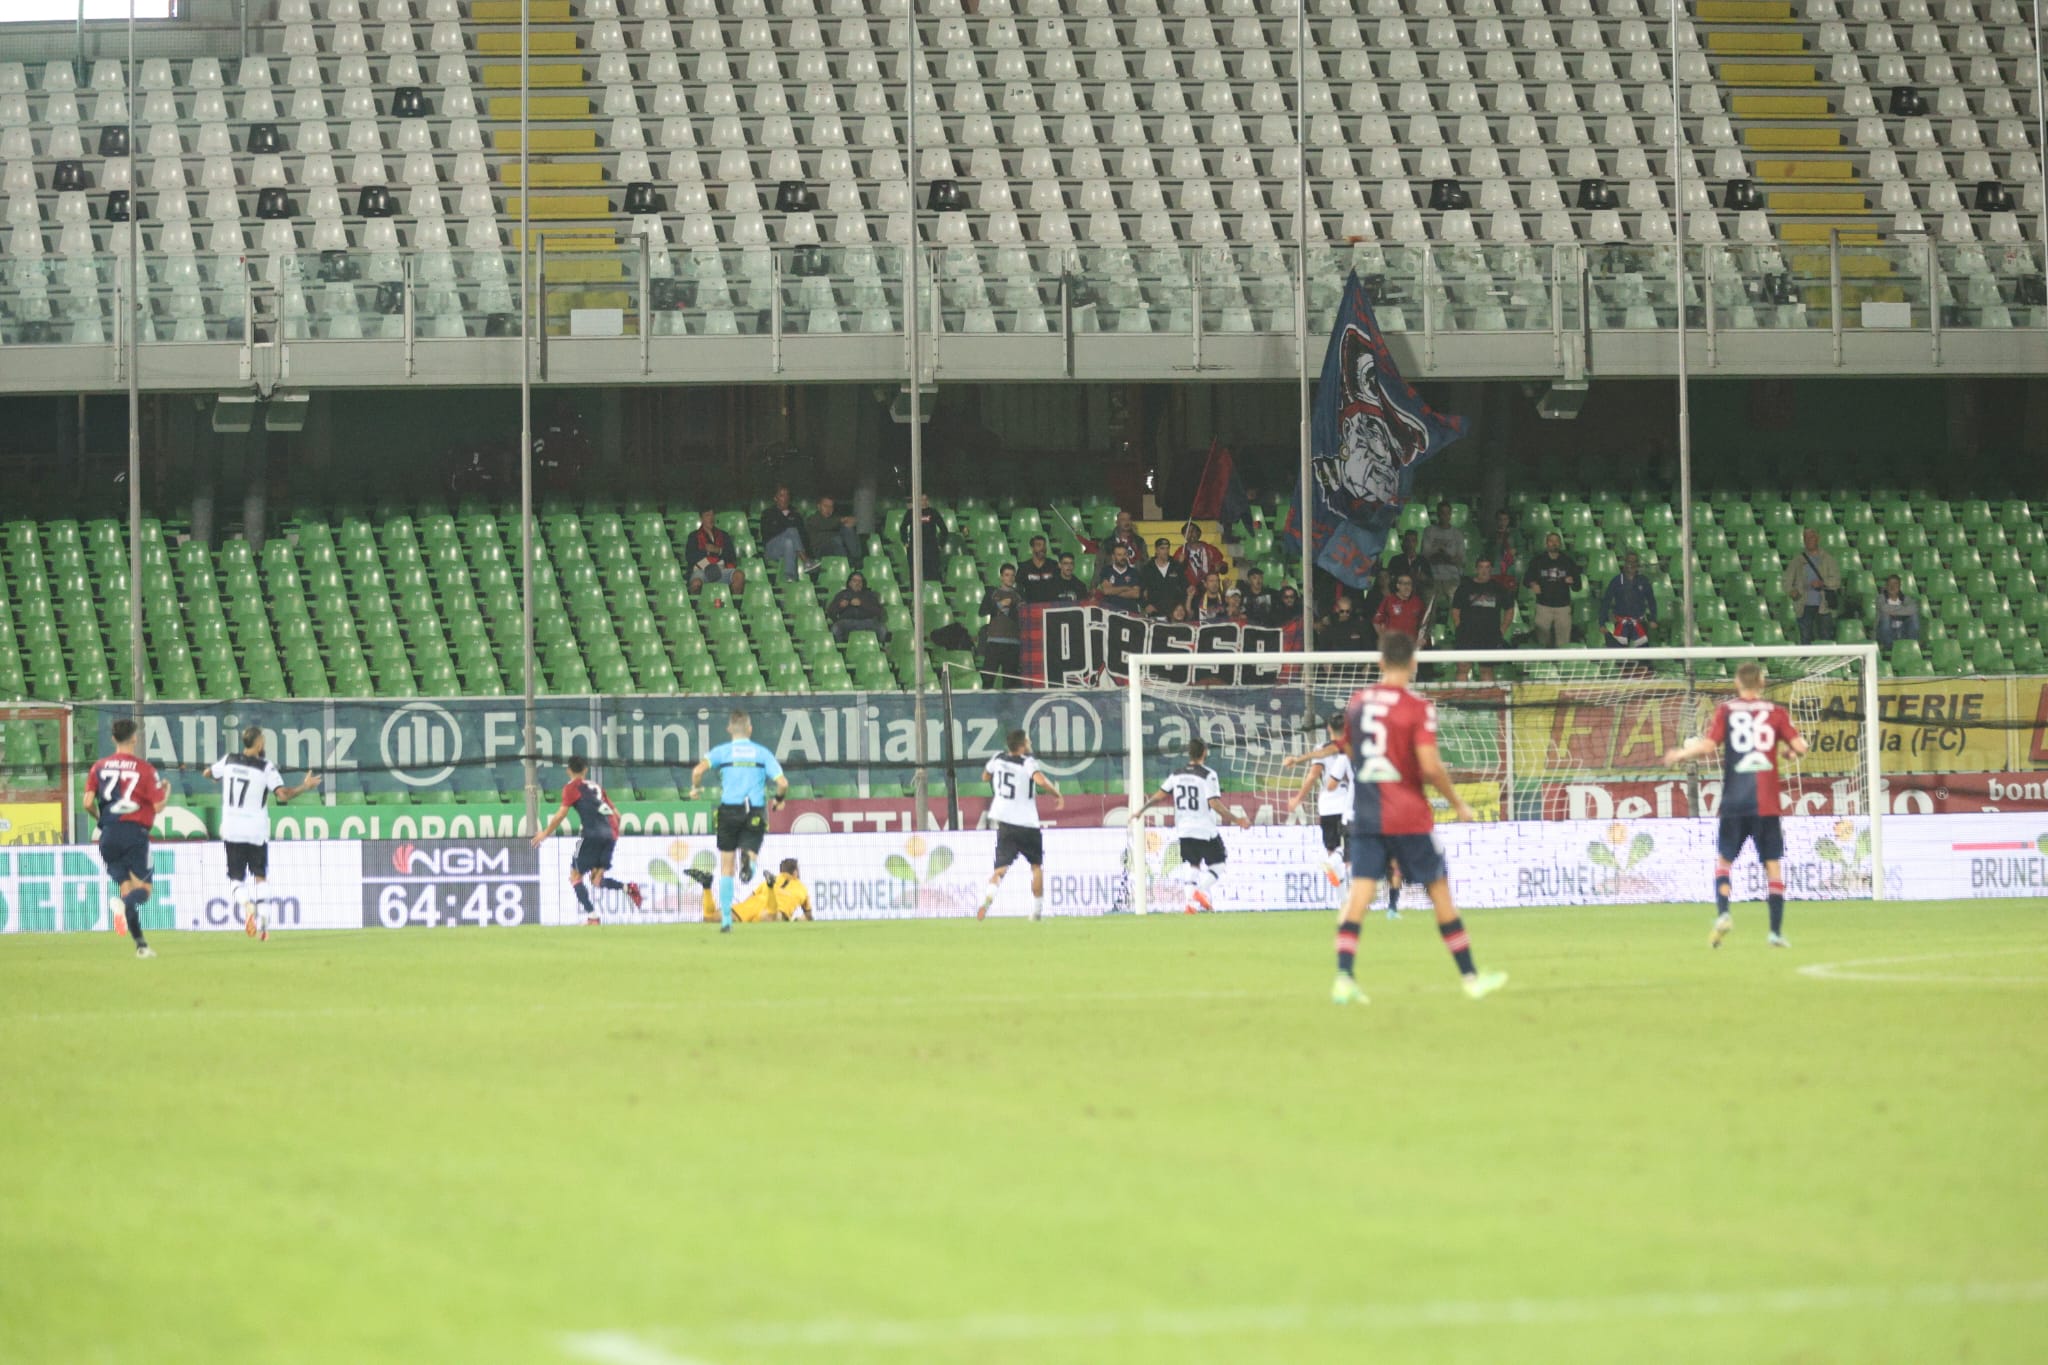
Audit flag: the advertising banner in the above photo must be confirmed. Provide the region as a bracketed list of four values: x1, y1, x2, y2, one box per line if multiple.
[0, 800, 65, 846]
[0, 841, 357, 933]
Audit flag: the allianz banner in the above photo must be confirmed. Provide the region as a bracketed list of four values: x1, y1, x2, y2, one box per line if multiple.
[97, 686, 1311, 799]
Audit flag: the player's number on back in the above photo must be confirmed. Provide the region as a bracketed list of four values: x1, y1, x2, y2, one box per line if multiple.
[1173, 784, 1204, 812]
[97, 770, 139, 815]
[1351, 702, 1404, 784]
[994, 770, 1018, 800]
[226, 773, 252, 809]
[1727, 710, 1776, 774]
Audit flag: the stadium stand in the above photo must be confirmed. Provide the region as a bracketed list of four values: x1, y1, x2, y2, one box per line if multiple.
[0, 0, 2040, 341]
[0, 486, 2040, 722]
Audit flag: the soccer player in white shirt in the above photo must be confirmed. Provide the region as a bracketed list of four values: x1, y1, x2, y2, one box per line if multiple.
[1285, 716, 1355, 891]
[1138, 738, 1251, 914]
[1284, 717, 1404, 919]
[976, 728, 1063, 921]
[205, 725, 321, 940]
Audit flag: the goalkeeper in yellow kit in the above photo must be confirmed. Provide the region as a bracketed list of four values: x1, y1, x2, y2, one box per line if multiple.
[687, 858, 813, 923]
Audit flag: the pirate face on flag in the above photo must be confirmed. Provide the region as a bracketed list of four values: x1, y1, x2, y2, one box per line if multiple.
[1285, 272, 1467, 590]
[1317, 326, 1432, 514]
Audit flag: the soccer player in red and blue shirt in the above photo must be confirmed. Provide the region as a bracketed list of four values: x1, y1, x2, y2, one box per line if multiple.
[530, 754, 641, 925]
[84, 717, 168, 958]
[1329, 631, 1507, 1005]
[1665, 660, 1810, 949]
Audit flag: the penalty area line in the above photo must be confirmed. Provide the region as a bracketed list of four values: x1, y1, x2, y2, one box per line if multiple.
[562, 1280, 2048, 1358]
[1797, 945, 2048, 985]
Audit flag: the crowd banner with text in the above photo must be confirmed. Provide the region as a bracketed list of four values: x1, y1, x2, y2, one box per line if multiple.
[1281, 271, 1469, 587]
[11, 815, 2048, 932]
[1022, 603, 1289, 687]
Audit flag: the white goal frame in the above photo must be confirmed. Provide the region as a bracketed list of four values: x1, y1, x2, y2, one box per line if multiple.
[1125, 644, 1883, 912]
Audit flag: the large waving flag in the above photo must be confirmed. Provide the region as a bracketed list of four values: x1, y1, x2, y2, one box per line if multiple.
[1282, 273, 1469, 588]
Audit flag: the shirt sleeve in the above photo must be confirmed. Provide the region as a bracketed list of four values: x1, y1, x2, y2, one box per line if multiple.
[142, 763, 168, 805]
[1774, 705, 1799, 743]
[560, 779, 580, 810]
[983, 756, 999, 779]
[1705, 703, 1728, 743]
[1419, 698, 1439, 739]
[263, 764, 286, 792]
[207, 756, 226, 780]
[764, 750, 785, 781]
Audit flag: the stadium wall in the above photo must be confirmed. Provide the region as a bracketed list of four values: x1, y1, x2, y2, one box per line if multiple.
[3, 814, 2044, 934]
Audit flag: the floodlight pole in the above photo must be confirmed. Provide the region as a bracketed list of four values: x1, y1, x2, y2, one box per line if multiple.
[519, 0, 538, 832]
[2033, 0, 2047, 308]
[126, 0, 144, 726]
[1294, 0, 1315, 655]
[906, 4, 929, 825]
[1670, 0, 1696, 651]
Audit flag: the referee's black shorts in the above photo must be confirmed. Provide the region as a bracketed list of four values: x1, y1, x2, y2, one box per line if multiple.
[716, 804, 768, 854]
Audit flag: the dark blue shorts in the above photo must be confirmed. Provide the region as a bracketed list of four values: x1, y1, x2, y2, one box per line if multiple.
[1350, 831, 1445, 886]
[1717, 815, 1784, 864]
[574, 836, 616, 875]
[98, 823, 154, 885]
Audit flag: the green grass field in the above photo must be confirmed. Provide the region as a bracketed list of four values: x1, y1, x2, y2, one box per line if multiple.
[4, 901, 2046, 1365]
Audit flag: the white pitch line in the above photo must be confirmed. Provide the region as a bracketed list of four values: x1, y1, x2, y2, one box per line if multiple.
[563, 1280, 2048, 1359]
[560, 1332, 716, 1365]
[1797, 946, 2048, 985]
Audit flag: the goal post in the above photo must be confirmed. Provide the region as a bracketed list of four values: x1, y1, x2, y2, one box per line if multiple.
[0, 703, 78, 847]
[1125, 644, 1883, 914]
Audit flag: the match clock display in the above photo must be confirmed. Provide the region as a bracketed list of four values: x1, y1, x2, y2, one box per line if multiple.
[360, 839, 541, 928]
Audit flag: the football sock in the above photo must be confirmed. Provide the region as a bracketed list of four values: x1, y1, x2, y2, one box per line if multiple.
[1386, 880, 1401, 910]
[121, 886, 149, 945]
[1714, 863, 1732, 918]
[1438, 916, 1476, 976]
[598, 876, 624, 892]
[1033, 894, 1045, 917]
[1335, 920, 1361, 976]
[717, 875, 735, 928]
[573, 882, 594, 914]
[1767, 880, 1786, 935]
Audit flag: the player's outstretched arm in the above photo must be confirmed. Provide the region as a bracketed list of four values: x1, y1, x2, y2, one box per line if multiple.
[1662, 736, 1717, 767]
[528, 804, 568, 848]
[1033, 770, 1064, 810]
[686, 756, 712, 799]
[1287, 766, 1318, 815]
[1210, 797, 1252, 830]
[279, 771, 322, 803]
[1788, 733, 1810, 757]
[772, 773, 790, 806]
[1280, 740, 1341, 769]
[1415, 741, 1476, 824]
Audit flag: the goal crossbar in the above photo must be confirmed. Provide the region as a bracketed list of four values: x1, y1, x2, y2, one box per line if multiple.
[1124, 643, 1883, 910]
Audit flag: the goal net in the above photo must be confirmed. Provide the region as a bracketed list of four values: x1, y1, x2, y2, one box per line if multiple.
[1124, 645, 1882, 914]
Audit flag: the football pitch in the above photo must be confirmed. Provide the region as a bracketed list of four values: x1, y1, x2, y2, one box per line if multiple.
[4, 901, 2045, 1365]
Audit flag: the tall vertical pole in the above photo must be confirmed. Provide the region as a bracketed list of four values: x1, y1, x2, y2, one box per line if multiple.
[906, 3, 929, 823]
[1862, 643, 1884, 900]
[126, 0, 144, 723]
[2032, 0, 2046, 308]
[1670, 0, 1696, 649]
[1294, 0, 1315, 654]
[519, 0, 538, 831]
